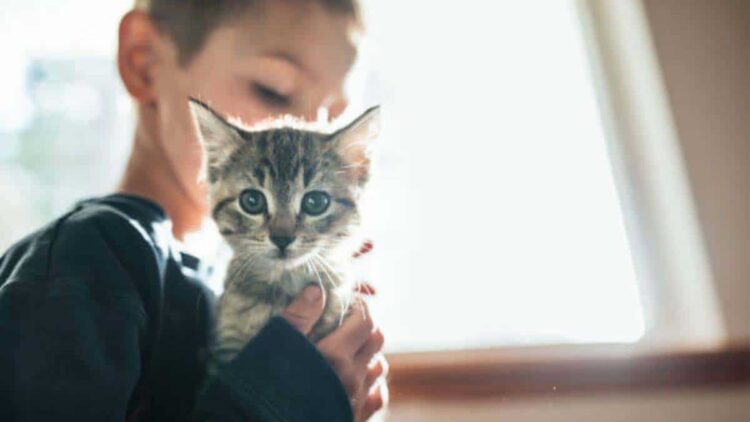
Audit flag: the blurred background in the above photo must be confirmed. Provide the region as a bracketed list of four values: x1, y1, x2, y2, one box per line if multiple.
[0, 1, 134, 249]
[2, 0, 750, 421]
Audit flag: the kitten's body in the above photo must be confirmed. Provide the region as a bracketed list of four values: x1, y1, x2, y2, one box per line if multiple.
[190, 99, 378, 364]
[214, 248, 352, 362]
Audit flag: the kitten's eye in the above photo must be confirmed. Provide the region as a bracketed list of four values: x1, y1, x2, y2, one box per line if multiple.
[301, 191, 331, 216]
[239, 189, 267, 215]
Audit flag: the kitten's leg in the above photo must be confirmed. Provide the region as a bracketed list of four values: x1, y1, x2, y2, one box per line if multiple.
[213, 290, 277, 364]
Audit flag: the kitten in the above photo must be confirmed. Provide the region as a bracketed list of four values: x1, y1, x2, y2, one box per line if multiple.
[189, 99, 379, 364]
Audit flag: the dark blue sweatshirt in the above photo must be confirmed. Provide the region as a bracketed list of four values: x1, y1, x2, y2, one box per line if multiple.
[0, 194, 352, 421]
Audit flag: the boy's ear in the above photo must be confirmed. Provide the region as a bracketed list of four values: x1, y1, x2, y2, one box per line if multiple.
[117, 10, 160, 103]
[189, 98, 245, 180]
[329, 106, 381, 183]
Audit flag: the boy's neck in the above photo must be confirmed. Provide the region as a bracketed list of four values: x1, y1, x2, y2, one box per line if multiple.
[117, 106, 207, 240]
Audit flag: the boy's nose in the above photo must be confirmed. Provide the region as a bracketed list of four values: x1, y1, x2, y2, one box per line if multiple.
[271, 235, 295, 251]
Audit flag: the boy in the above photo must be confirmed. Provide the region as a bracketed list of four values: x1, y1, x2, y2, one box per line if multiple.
[0, 0, 386, 421]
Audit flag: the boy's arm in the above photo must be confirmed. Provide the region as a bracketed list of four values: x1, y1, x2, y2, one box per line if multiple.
[0, 206, 356, 421]
[0, 279, 146, 421]
[192, 317, 354, 422]
[0, 211, 155, 421]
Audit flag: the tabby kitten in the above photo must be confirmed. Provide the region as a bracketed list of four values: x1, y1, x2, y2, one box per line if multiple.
[189, 99, 379, 364]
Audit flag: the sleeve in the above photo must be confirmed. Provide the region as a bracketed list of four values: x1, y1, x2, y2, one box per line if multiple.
[191, 317, 354, 422]
[0, 211, 152, 421]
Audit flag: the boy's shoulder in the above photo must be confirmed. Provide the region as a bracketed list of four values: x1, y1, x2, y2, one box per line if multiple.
[0, 196, 218, 421]
[0, 194, 173, 295]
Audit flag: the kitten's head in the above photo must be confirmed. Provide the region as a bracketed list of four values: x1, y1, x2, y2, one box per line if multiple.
[190, 99, 379, 272]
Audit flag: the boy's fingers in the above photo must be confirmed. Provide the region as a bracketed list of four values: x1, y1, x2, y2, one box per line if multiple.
[359, 385, 386, 422]
[355, 329, 384, 365]
[363, 355, 387, 392]
[352, 240, 374, 258]
[325, 301, 373, 356]
[354, 282, 376, 296]
[281, 285, 325, 335]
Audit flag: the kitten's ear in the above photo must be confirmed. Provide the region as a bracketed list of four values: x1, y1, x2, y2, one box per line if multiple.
[329, 106, 381, 183]
[189, 98, 244, 180]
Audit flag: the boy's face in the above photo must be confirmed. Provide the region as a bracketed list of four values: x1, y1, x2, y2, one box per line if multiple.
[137, 1, 358, 217]
[175, 1, 357, 123]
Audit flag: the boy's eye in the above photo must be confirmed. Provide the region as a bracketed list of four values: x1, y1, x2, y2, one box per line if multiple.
[253, 83, 291, 108]
[239, 189, 267, 215]
[301, 191, 331, 216]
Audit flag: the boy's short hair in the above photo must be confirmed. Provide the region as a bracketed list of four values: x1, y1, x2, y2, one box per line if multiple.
[134, 0, 361, 65]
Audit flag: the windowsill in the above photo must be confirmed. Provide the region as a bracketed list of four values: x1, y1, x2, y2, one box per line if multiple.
[387, 343, 750, 402]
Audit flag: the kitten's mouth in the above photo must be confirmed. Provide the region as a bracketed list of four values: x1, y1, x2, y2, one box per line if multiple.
[271, 250, 310, 269]
[275, 248, 300, 260]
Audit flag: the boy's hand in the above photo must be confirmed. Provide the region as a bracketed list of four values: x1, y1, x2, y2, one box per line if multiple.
[281, 284, 327, 334]
[317, 300, 388, 422]
[282, 277, 388, 420]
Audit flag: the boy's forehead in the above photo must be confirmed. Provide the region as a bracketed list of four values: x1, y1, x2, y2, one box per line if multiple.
[231, 1, 357, 85]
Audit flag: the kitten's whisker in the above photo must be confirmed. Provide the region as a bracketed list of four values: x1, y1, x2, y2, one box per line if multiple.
[312, 254, 337, 291]
[310, 257, 329, 291]
[314, 253, 339, 284]
[306, 256, 327, 303]
[313, 252, 355, 321]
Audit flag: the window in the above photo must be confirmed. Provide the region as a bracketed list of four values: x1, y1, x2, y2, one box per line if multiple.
[0, 0, 133, 250]
[359, 0, 645, 352]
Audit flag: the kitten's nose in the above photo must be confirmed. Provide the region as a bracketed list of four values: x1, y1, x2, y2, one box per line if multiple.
[271, 235, 295, 252]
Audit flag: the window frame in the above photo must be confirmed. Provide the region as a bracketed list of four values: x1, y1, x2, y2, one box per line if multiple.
[577, 0, 724, 346]
[388, 343, 750, 401]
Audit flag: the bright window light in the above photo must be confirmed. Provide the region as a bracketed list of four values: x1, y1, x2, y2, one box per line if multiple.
[0, 1, 133, 251]
[360, 0, 645, 352]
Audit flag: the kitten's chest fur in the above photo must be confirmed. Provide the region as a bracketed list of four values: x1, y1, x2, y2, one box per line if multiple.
[213, 255, 352, 364]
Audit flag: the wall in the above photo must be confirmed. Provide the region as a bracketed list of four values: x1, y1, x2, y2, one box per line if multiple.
[641, 0, 750, 341]
[389, 387, 750, 422]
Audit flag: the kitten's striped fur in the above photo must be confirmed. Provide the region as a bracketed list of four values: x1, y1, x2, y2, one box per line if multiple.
[189, 99, 379, 364]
